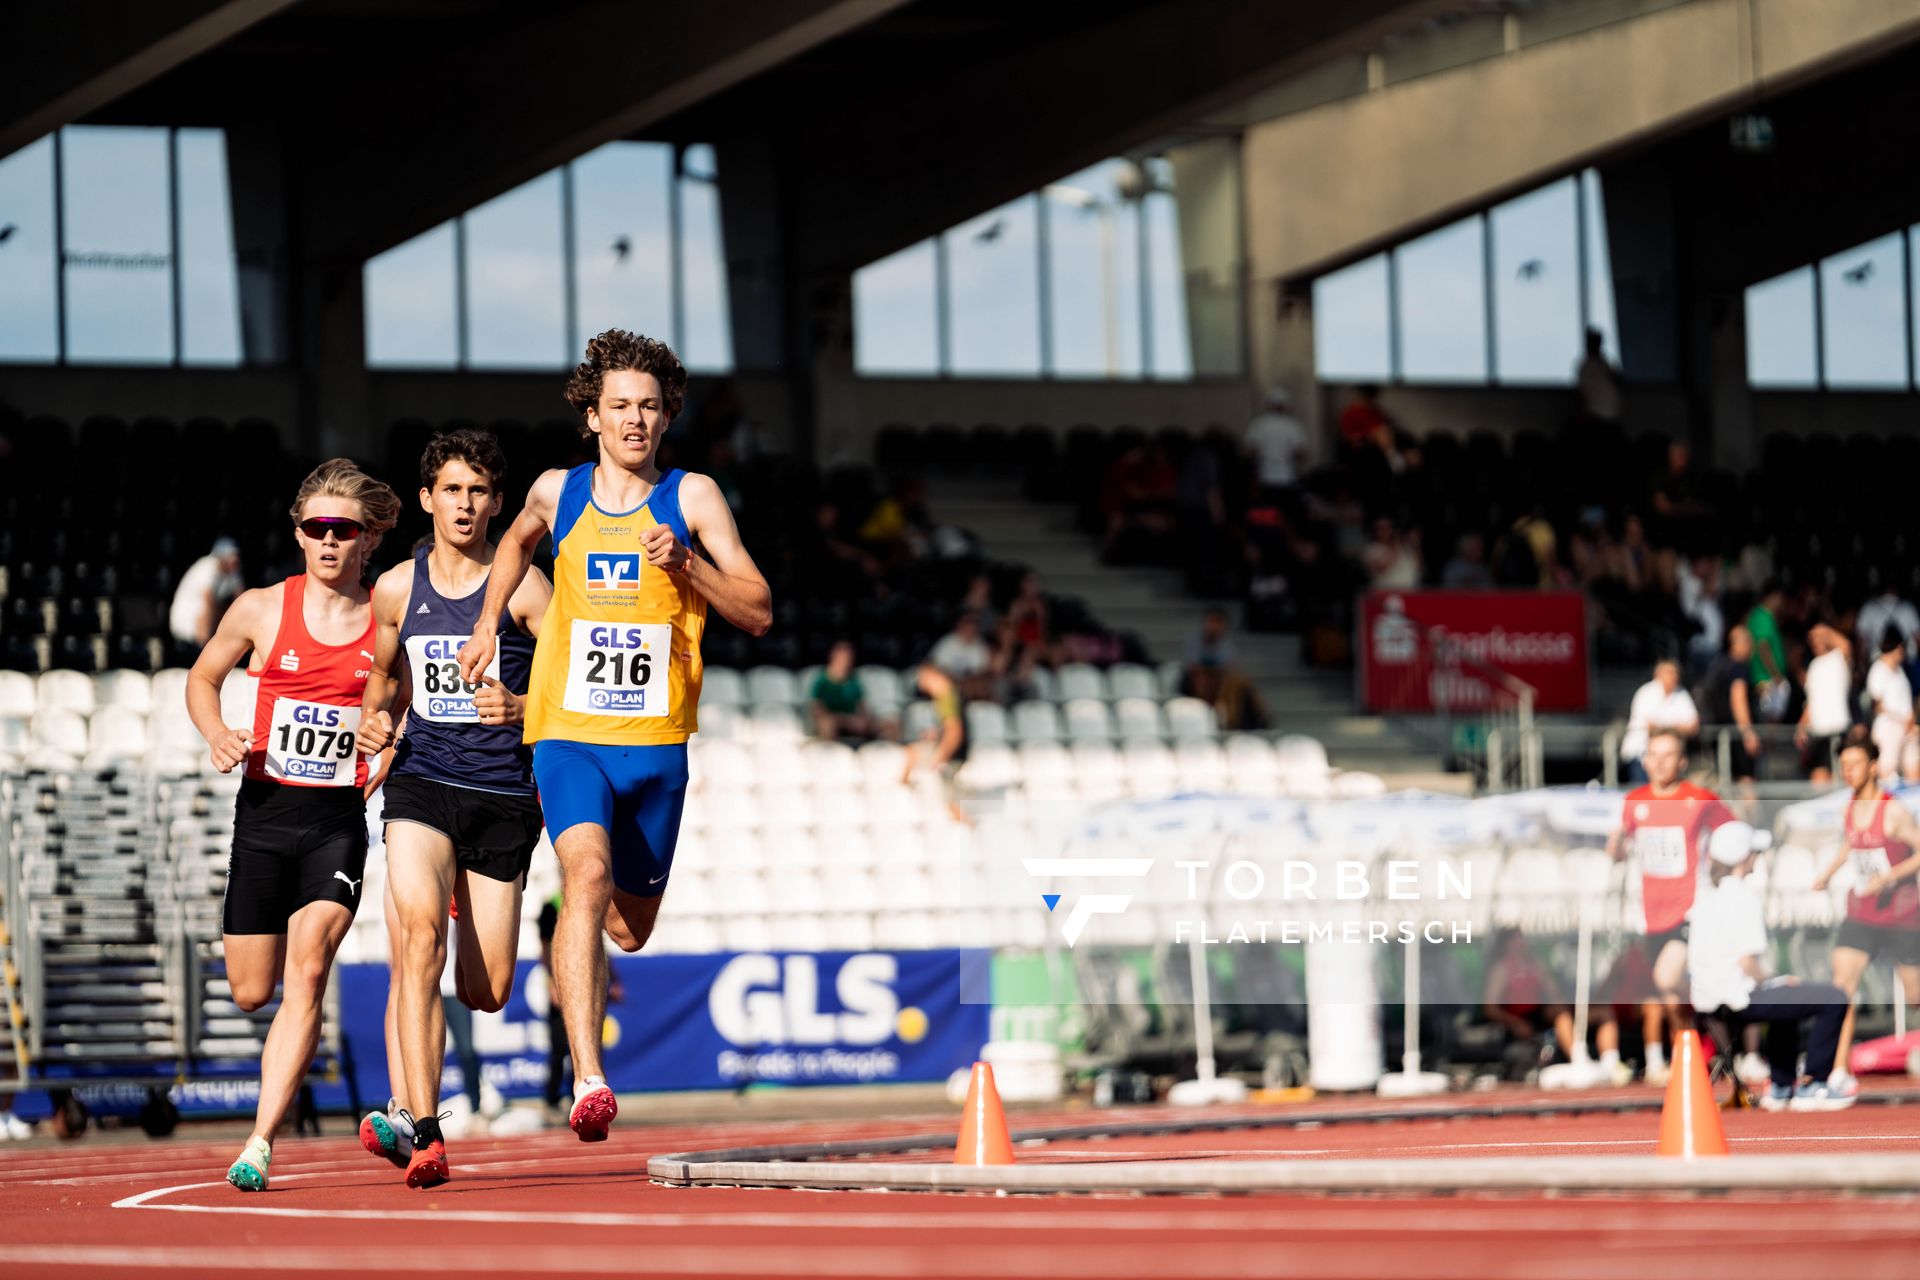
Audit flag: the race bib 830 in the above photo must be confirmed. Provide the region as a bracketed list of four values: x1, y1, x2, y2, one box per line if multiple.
[405, 634, 500, 723]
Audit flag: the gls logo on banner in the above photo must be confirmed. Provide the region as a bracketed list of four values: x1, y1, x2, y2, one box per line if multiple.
[585, 552, 642, 591]
[1023, 857, 1155, 947]
[708, 953, 916, 1046]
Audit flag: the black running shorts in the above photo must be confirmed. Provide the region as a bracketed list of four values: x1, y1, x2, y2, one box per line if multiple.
[381, 773, 544, 884]
[223, 778, 370, 935]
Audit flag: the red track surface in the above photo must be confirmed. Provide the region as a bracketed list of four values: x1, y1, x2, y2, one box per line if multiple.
[3, 1094, 1919, 1279]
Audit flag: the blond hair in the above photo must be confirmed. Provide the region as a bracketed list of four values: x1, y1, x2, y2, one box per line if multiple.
[289, 458, 401, 548]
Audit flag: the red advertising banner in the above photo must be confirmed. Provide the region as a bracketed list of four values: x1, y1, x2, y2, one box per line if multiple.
[1359, 591, 1590, 713]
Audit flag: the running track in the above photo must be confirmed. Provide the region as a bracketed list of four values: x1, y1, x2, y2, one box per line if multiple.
[4, 1097, 1919, 1279]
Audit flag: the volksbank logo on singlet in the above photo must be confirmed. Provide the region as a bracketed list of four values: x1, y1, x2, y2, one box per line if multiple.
[585, 552, 642, 591]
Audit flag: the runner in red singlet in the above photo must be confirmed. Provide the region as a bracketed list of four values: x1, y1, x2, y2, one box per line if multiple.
[1607, 727, 1733, 1084]
[185, 459, 401, 1192]
[1812, 738, 1920, 1085]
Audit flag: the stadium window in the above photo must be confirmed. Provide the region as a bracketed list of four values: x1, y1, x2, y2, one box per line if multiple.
[571, 141, 674, 359]
[0, 135, 59, 362]
[1313, 253, 1392, 382]
[364, 222, 459, 368]
[61, 126, 173, 364]
[943, 195, 1043, 377]
[1394, 215, 1488, 383]
[1819, 232, 1907, 390]
[1580, 169, 1619, 365]
[1044, 161, 1144, 378]
[175, 128, 243, 366]
[463, 171, 568, 369]
[1144, 185, 1192, 380]
[853, 240, 940, 375]
[1744, 266, 1818, 389]
[1491, 178, 1579, 384]
[677, 144, 733, 372]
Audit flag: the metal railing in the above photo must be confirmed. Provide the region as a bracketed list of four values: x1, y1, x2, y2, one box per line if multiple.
[1429, 629, 1541, 794]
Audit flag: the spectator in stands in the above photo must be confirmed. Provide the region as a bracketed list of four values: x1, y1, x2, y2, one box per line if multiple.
[1746, 584, 1794, 722]
[808, 640, 892, 744]
[1099, 442, 1179, 561]
[1649, 443, 1714, 553]
[1866, 628, 1913, 778]
[1857, 579, 1920, 665]
[928, 610, 997, 701]
[958, 572, 999, 637]
[1796, 623, 1854, 783]
[1677, 554, 1724, 675]
[901, 664, 970, 825]
[1575, 327, 1622, 427]
[1620, 659, 1700, 783]
[1360, 517, 1421, 590]
[1440, 532, 1494, 590]
[1704, 626, 1762, 789]
[1244, 387, 1308, 511]
[859, 476, 930, 568]
[1337, 384, 1394, 455]
[1494, 507, 1558, 590]
[1482, 929, 1575, 1065]
[167, 537, 243, 653]
[808, 500, 881, 594]
[1002, 571, 1056, 673]
[1180, 606, 1270, 732]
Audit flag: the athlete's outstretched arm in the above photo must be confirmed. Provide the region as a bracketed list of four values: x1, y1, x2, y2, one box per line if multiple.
[186, 587, 272, 772]
[355, 565, 412, 755]
[458, 469, 562, 684]
[652, 472, 772, 636]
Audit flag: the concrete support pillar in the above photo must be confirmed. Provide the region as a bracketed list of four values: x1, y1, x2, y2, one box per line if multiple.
[223, 122, 289, 367]
[1169, 137, 1246, 379]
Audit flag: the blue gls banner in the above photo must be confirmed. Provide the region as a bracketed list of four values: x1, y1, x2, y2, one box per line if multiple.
[328, 948, 989, 1106]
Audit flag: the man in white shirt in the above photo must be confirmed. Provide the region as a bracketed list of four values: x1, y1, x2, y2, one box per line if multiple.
[1576, 328, 1622, 426]
[168, 538, 243, 651]
[927, 611, 995, 700]
[1856, 588, 1920, 663]
[1690, 821, 1853, 1111]
[1620, 660, 1699, 781]
[1796, 624, 1853, 782]
[1243, 388, 1308, 505]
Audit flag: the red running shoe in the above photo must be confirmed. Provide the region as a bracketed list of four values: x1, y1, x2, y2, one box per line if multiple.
[405, 1139, 449, 1189]
[359, 1102, 411, 1170]
[569, 1085, 617, 1142]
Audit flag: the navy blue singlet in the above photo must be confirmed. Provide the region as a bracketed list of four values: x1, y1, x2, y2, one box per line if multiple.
[389, 546, 536, 794]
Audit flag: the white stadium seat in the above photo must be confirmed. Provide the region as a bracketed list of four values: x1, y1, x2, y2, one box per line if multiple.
[1114, 697, 1166, 741]
[1106, 663, 1159, 702]
[33, 709, 89, 764]
[746, 665, 798, 707]
[219, 669, 257, 730]
[800, 740, 861, 787]
[903, 699, 939, 742]
[858, 666, 906, 711]
[94, 669, 152, 714]
[1027, 666, 1060, 703]
[1064, 698, 1114, 743]
[0, 671, 35, 718]
[1012, 700, 1063, 744]
[965, 701, 1009, 747]
[36, 670, 95, 716]
[702, 667, 746, 708]
[0, 715, 31, 765]
[1057, 663, 1106, 702]
[857, 740, 908, 788]
[1164, 697, 1217, 740]
[86, 711, 150, 767]
[746, 704, 805, 743]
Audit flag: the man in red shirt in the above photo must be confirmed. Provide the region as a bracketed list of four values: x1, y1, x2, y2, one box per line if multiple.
[1607, 727, 1734, 1084]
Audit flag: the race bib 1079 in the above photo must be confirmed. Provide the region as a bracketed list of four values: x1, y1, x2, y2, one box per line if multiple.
[563, 620, 670, 718]
[1637, 826, 1689, 879]
[265, 697, 360, 786]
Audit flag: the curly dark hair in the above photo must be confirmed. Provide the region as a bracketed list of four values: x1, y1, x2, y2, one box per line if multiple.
[418, 427, 507, 490]
[563, 329, 687, 433]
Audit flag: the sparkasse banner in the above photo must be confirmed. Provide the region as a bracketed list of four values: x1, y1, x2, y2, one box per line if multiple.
[1360, 590, 1590, 713]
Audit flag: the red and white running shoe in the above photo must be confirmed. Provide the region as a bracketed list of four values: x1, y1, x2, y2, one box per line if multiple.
[569, 1084, 617, 1142]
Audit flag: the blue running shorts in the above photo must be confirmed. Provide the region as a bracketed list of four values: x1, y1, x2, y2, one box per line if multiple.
[531, 740, 689, 897]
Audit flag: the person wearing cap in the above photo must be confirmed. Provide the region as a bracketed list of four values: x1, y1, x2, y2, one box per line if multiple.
[1811, 736, 1920, 1088]
[169, 536, 245, 653]
[1691, 819, 1855, 1110]
[1243, 385, 1308, 516]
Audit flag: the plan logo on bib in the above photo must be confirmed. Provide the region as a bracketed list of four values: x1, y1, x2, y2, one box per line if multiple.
[586, 552, 643, 591]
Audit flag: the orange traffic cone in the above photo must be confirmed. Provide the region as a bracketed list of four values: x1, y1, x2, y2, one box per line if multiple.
[954, 1061, 1014, 1165]
[1657, 1029, 1729, 1157]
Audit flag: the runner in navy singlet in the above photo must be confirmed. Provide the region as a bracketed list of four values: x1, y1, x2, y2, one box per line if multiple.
[353, 430, 551, 1188]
